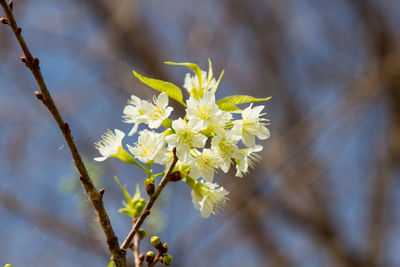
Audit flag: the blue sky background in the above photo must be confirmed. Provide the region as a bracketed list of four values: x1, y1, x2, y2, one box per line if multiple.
[1, 0, 400, 266]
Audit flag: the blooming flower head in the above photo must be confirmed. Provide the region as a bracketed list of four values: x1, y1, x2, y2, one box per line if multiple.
[183, 70, 216, 99]
[127, 129, 167, 165]
[186, 91, 232, 136]
[186, 177, 229, 218]
[232, 104, 270, 148]
[96, 60, 271, 220]
[94, 129, 135, 164]
[190, 149, 222, 182]
[123, 93, 173, 136]
[211, 133, 244, 173]
[235, 145, 263, 177]
[144, 92, 173, 129]
[165, 118, 207, 160]
[122, 95, 149, 136]
[186, 91, 220, 130]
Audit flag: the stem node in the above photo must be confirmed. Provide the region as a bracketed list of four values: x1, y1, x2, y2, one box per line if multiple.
[34, 91, 43, 101]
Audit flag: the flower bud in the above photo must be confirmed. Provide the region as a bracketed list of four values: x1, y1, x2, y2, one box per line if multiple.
[169, 171, 182, 182]
[159, 242, 168, 253]
[162, 254, 173, 265]
[151, 236, 161, 247]
[146, 182, 155, 196]
[145, 251, 155, 263]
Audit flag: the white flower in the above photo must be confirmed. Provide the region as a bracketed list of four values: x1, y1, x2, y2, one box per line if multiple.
[122, 93, 173, 136]
[186, 91, 232, 135]
[190, 149, 222, 182]
[235, 145, 263, 177]
[94, 129, 135, 163]
[127, 130, 167, 165]
[233, 104, 270, 147]
[211, 133, 244, 173]
[122, 95, 149, 136]
[183, 70, 216, 99]
[145, 92, 173, 130]
[165, 118, 207, 160]
[187, 177, 229, 218]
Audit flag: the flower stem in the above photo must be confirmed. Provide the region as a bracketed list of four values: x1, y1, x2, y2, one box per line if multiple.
[120, 148, 178, 250]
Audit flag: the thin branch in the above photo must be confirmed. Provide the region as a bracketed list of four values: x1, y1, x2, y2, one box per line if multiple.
[0, 2, 126, 266]
[132, 233, 142, 267]
[120, 148, 178, 251]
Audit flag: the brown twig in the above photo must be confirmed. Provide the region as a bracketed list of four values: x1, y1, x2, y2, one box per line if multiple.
[120, 148, 178, 251]
[148, 251, 161, 267]
[131, 233, 142, 267]
[0, 1, 126, 266]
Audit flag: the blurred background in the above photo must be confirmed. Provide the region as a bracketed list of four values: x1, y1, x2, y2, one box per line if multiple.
[1, 0, 400, 266]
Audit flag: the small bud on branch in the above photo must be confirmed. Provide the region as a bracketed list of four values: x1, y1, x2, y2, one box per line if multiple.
[145, 251, 155, 263]
[64, 122, 70, 134]
[34, 91, 43, 100]
[146, 183, 155, 196]
[169, 171, 182, 182]
[33, 57, 39, 67]
[99, 188, 105, 199]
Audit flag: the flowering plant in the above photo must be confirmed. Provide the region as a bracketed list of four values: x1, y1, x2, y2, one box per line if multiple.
[95, 60, 271, 219]
[95, 60, 270, 266]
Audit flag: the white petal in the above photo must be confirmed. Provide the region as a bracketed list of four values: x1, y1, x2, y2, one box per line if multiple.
[114, 129, 125, 140]
[165, 134, 178, 147]
[188, 119, 204, 132]
[257, 126, 270, 140]
[242, 132, 256, 148]
[94, 156, 107, 162]
[192, 133, 207, 148]
[158, 92, 169, 106]
[172, 118, 186, 132]
[128, 123, 139, 136]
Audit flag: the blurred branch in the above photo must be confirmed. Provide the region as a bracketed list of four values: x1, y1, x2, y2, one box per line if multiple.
[0, 186, 107, 258]
[0, 1, 126, 266]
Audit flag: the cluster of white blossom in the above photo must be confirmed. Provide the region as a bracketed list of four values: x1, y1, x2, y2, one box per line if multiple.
[94, 61, 270, 218]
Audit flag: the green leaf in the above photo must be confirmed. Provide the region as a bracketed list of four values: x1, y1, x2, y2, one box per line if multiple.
[132, 184, 141, 201]
[164, 61, 203, 89]
[206, 59, 213, 91]
[132, 70, 186, 107]
[165, 61, 204, 98]
[216, 95, 271, 105]
[107, 261, 114, 267]
[114, 176, 132, 204]
[217, 102, 242, 112]
[119, 208, 135, 217]
[211, 70, 224, 93]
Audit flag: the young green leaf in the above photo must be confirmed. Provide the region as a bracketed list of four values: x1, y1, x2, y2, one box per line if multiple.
[114, 176, 132, 203]
[206, 59, 213, 92]
[107, 260, 114, 267]
[216, 95, 271, 105]
[132, 70, 186, 107]
[164, 61, 204, 97]
[164, 61, 203, 89]
[211, 70, 224, 93]
[217, 102, 242, 112]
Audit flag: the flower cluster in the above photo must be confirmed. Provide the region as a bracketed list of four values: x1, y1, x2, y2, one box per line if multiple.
[94, 60, 270, 218]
